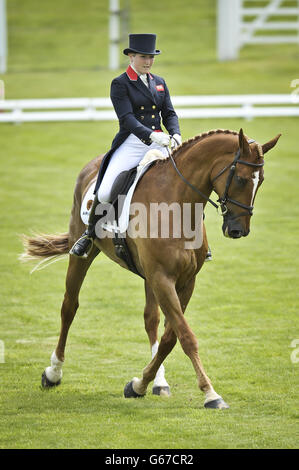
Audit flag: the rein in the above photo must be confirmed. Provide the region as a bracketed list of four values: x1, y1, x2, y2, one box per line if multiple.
[167, 137, 264, 218]
[167, 146, 219, 210]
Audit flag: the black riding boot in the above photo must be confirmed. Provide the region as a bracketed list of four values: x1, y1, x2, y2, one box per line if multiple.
[69, 195, 101, 258]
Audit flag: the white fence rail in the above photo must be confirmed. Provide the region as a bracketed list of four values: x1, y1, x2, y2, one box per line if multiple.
[0, 95, 298, 123]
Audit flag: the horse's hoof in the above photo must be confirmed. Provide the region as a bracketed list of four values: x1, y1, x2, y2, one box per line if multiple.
[124, 380, 144, 398]
[152, 385, 171, 397]
[41, 371, 61, 388]
[204, 398, 229, 409]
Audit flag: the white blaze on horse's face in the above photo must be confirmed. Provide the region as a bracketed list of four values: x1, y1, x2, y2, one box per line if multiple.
[251, 170, 260, 206]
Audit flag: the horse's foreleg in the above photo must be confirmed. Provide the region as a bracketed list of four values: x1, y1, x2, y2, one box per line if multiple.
[128, 278, 195, 397]
[124, 319, 177, 398]
[41, 245, 100, 387]
[158, 277, 228, 409]
[144, 281, 170, 395]
[126, 275, 229, 409]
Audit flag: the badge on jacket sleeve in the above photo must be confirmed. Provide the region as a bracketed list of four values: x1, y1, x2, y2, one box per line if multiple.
[156, 84, 164, 92]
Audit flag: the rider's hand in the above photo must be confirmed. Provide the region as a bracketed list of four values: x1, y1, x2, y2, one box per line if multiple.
[150, 132, 170, 147]
[171, 134, 182, 150]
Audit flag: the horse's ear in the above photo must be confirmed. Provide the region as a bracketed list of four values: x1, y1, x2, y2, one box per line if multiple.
[262, 134, 281, 154]
[238, 128, 250, 157]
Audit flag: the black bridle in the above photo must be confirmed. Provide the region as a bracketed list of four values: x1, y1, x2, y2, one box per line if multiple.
[168, 137, 264, 218]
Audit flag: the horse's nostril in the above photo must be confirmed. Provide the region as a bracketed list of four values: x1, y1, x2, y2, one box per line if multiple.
[229, 229, 242, 239]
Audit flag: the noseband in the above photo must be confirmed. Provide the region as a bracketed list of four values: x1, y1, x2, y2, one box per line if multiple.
[168, 137, 264, 219]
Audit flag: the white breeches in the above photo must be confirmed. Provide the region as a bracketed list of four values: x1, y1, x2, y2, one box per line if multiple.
[97, 133, 168, 203]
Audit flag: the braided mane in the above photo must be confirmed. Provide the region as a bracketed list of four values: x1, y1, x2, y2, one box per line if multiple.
[171, 129, 241, 159]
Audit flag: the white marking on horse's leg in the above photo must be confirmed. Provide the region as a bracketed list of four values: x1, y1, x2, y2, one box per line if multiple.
[152, 341, 169, 388]
[204, 386, 222, 405]
[251, 170, 259, 205]
[132, 377, 147, 396]
[45, 350, 63, 383]
[131, 341, 171, 396]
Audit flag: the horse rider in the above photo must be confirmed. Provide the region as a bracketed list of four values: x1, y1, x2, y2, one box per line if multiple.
[70, 34, 211, 261]
[70, 33, 182, 258]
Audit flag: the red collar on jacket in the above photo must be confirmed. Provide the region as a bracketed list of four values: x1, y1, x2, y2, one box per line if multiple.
[126, 65, 154, 81]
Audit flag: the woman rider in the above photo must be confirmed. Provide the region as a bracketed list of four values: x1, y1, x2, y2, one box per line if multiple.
[70, 33, 182, 257]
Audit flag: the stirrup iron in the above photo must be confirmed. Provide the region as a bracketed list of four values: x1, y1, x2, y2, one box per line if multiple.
[69, 232, 94, 258]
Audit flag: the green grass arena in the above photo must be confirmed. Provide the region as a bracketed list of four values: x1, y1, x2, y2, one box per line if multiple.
[0, 0, 298, 449]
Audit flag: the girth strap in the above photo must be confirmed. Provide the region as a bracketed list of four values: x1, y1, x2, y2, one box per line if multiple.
[110, 169, 145, 279]
[113, 234, 145, 279]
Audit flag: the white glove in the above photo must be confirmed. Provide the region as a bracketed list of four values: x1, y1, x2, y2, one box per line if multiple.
[171, 134, 182, 150]
[150, 131, 170, 147]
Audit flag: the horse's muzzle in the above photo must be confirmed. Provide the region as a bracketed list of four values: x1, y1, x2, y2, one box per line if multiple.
[222, 212, 250, 239]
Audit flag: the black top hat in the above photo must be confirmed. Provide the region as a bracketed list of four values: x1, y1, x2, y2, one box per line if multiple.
[123, 34, 161, 56]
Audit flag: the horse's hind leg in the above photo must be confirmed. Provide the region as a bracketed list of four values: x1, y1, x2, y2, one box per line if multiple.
[41, 245, 100, 388]
[144, 281, 170, 396]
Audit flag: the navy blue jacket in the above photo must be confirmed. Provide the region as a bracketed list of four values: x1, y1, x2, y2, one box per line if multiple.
[94, 65, 180, 192]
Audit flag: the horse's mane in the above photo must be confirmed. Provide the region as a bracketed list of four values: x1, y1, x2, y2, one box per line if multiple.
[171, 129, 240, 160]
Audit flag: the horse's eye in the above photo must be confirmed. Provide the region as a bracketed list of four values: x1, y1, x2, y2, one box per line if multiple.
[235, 176, 248, 187]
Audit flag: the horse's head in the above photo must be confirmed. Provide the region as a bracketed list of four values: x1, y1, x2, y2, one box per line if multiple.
[211, 129, 281, 239]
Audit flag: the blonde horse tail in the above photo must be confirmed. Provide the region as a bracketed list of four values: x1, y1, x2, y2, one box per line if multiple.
[19, 233, 70, 272]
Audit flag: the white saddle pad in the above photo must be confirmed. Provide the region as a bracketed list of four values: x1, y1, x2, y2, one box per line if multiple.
[80, 181, 96, 225]
[80, 149, 168, 233]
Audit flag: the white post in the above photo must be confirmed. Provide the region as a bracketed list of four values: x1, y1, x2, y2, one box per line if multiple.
[0, 0, 7, 74]
[217, 0, 241, 61]
[109, 0, 120, 70]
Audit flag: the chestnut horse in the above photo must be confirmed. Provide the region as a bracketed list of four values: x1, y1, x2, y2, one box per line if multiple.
[21, 128, 280, 409]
